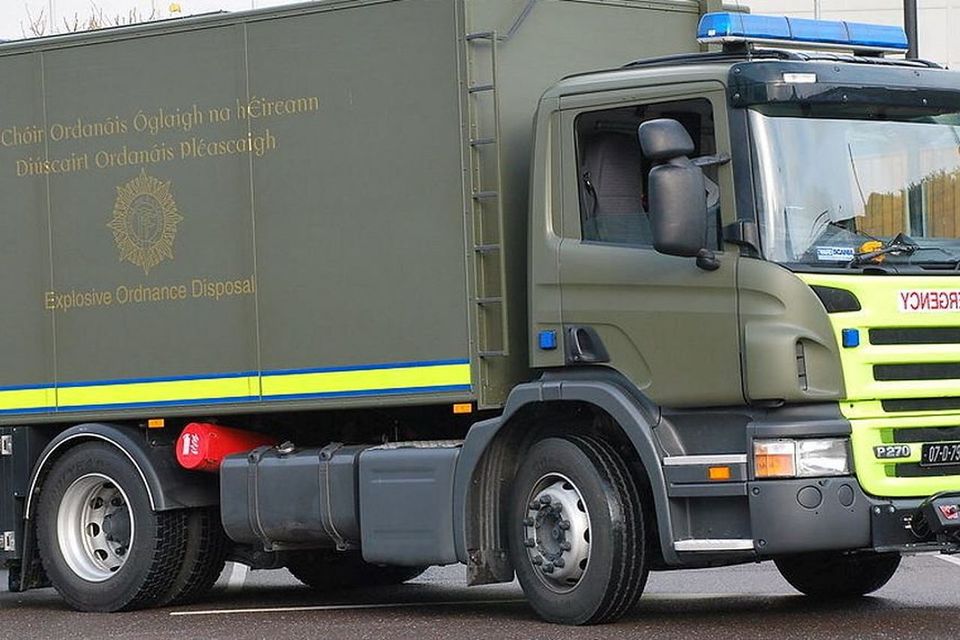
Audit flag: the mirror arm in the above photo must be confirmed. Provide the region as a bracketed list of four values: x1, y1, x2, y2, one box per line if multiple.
[723, 220, 760, 257]
[692, 152, 731, 168]
[695, 248, 720, 271]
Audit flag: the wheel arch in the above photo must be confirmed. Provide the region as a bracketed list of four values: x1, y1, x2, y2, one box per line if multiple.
[454, 370, 677, 585]
[25, 423, 217, 519]
[16, 423, 216, 594]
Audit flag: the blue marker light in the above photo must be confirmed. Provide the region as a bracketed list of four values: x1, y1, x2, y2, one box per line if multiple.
[538, 330, 558, 351]
[697, 12, 909, 54]
[841, 328, 860, 349]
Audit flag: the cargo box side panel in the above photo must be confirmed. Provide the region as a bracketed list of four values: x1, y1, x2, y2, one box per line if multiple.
[248, 1, 473, 403]
[42, 26, 260, 413]
[0, 53, 56, 416]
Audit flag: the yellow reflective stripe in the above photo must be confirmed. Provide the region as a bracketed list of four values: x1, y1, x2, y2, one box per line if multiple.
[0, 388, 55, 413]
[0, 362, 471, 414]
[261, 363, 471, 398]
[57, 376, 261, 409]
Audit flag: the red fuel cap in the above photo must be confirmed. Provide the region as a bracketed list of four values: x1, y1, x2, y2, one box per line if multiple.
[176, 422, 277, 472]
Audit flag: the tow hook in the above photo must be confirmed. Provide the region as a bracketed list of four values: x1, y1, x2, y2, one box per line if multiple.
[911, 491, 960, 553]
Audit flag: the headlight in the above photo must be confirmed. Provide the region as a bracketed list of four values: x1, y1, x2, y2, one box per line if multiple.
[754, 438, 850, 479]
[797, 438, 850, 476]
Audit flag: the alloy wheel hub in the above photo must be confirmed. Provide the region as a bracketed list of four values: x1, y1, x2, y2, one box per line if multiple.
[57, 474, 135, 582]
[522, 474, 591, 593]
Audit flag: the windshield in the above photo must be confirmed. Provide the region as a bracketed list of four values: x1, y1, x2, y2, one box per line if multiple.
[751, 107, 960, 269]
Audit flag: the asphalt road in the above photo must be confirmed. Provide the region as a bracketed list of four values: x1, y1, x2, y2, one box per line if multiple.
[1, 555, 958, 640]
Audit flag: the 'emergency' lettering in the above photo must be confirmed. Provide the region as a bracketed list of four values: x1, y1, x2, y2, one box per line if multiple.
[898, 290, 960, 313]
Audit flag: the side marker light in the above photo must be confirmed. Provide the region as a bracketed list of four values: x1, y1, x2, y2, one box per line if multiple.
[841, 328, 860, 348]
[538, 330, 558, 351]
[708, 466, 732, 481]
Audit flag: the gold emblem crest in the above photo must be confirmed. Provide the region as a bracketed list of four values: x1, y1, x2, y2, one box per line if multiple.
[108, 170, 183, 274]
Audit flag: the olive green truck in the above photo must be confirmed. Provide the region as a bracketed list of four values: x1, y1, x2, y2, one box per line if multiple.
[1, 0, 959, 625]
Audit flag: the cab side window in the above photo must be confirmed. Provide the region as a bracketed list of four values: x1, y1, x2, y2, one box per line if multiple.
[576, 99, 720, 248]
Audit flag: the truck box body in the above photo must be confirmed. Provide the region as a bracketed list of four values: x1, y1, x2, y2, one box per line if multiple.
[0, 0, 700, 422]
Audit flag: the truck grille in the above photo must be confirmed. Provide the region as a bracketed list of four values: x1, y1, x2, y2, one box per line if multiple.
[895, 463, 960, 478]
[892, 426, 960, 478]
[874, 363, 960, 381]
[893, 427, 960, 478]
[869, 327, 960, 345]
[796, 273, 960, 497]
[892, 426, 960, 443]
[860, 325, 960, 410]
[882, 398, 960, 412]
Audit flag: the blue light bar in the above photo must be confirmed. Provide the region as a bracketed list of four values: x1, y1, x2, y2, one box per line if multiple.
[697, 12, 909, 54]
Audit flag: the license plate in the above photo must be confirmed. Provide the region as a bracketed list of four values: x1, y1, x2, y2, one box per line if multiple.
[921, 442, 960, 466]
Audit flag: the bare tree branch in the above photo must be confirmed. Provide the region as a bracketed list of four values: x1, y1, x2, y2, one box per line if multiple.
[21, 6, 47, 38]
[20, 2, 165, 37]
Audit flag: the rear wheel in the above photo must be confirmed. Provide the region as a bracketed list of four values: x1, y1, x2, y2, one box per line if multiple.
[37, 443, 189, 612]
[508, 436, 648, 625]
[286, 551, 426, 590]
[775, 551, 901, 598]
[160, 507, 229, 606]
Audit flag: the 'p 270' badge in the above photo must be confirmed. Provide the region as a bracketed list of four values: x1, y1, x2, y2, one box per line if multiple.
[874, 444, 912, 460]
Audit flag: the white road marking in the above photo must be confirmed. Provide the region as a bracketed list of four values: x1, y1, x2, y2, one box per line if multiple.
[937, 554, 960, 568]
[643, 593, 762, 601]
[170, 599, 526, 617]
[224, 563, 249, 590]
[170, 592, 758, 618]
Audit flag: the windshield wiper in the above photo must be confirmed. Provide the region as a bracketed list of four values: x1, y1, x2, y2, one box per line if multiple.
[847, 233, 955, 266]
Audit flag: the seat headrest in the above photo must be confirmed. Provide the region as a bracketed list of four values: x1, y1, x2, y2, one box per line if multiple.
[638, 119, 695, 162]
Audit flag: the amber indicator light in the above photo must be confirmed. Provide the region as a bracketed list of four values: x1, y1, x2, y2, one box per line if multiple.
[708, 466, 731, 481]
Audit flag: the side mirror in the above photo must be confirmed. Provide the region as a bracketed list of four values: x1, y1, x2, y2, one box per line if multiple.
[638, 119, 712, 265]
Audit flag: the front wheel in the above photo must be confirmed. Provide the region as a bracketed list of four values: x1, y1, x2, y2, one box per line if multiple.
[36, 443, 189, 612]
[775, 551, 901, 598]
[508, 436, 648, 625]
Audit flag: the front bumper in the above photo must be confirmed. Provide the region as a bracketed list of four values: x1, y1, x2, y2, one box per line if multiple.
[665, 403, 959, 564]
[748, 476, 869, 555]
[667, 470, 958, 564]
[749, 478, 960, 557]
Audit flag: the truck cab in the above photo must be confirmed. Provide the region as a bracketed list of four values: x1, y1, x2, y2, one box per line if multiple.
[514, 13, 960, 600]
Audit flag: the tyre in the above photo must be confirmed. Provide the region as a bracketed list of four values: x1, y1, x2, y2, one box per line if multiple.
[775, 551, 901, 598]
[160, 507, 229, 606]
[36, 442, 190, 612]
[286, 551, 426, 590]
[508, 436, 648, 625]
